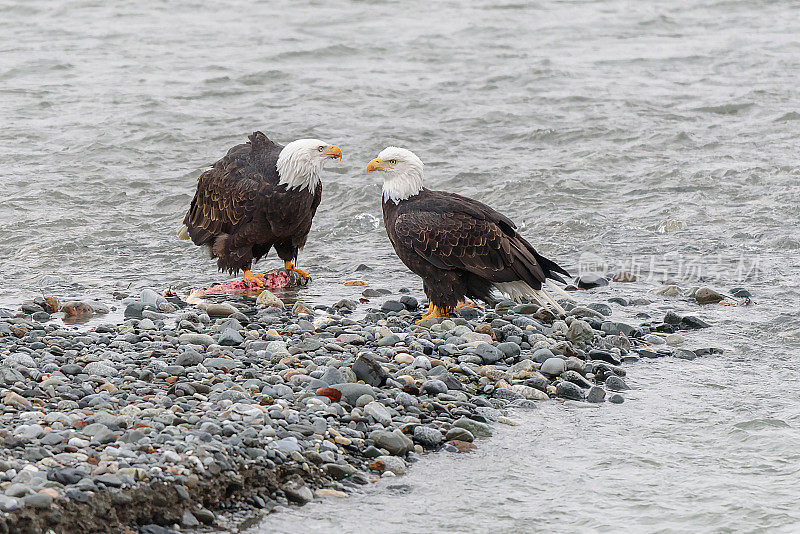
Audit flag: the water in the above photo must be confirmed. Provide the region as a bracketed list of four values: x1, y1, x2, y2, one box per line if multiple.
[2, 0, 800, 532]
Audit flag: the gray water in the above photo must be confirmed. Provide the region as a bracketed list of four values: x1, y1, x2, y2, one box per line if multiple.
[2, 0, 800, 532]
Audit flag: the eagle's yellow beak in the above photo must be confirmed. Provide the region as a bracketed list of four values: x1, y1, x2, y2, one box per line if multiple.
[324, 145, 342, 160]
[366, 157, 385, 173]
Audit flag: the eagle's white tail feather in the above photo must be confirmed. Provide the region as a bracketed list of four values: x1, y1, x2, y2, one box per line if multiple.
[537, 288, 566, 314]
[177, 224, 190, 240]
[529, 290, 550, 311]
[494, 281, 566, 314]
[546, 279, 575, 301]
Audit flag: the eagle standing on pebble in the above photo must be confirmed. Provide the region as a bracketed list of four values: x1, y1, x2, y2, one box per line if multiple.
[178, 131, 342, 285]
[367, 147, 571, 321]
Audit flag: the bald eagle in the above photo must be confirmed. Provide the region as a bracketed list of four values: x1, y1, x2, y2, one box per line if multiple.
[366, 147, 571, 320]
[178, 131, 341, 285]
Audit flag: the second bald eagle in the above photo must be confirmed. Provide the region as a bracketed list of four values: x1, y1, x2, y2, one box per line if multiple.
[367, 147, 570, 320]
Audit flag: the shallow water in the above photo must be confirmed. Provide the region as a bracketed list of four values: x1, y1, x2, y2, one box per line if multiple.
[2, 0, 800, 532]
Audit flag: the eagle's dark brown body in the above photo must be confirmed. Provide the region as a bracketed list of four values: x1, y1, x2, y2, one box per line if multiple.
[383, 188, 569, 310]
[182, 132, 321, 274]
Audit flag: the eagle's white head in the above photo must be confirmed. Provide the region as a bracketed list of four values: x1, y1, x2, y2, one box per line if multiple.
[277, 139, 342, 194]
[366, 146, 424, 204]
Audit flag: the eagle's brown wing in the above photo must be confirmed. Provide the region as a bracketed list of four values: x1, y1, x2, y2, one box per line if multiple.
[394, 210, 542, 282]
[392, 195, 569, 290]
[183, 164, 262, 247]
[183, 132, 281, 248]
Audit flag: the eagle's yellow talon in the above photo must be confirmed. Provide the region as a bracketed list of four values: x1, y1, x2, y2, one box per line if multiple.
[284, 261, 310, 279]
[416, 304, 450, 323]
[243, 270, 265, 286]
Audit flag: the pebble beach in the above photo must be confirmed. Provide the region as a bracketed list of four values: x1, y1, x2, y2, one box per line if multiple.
[0, 277, 729, 533]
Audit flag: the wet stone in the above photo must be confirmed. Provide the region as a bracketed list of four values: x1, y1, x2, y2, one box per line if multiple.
[323, 463, 358, 480]
[556, 381, 584, 400]
[497, 341, 521, 358]
[370, 430, 411, 456]
[413, 426, 442, 448]
[421, 379, 447, 396]
[218, 328, 244, 346]
[364, 401, 392, 426]
[575, 274, 609, 289]
[540, 357, 566, 377]
[351, 353, 388, 387]
[681, 316, 711, 329]
[586, 386, 606, 403]
[381, 300, 406, 313]
[605, 375, 630, 391]
[474, 343, 503, 364]
[454, 417, 492, 438]
[445, 427, 474, 442]
[400, 295, 418, 310]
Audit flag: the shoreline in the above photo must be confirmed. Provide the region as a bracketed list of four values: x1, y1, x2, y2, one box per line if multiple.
[0, 281, 723, 533]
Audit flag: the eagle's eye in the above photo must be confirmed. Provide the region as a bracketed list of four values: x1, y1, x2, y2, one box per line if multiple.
[318, 146, 325, 152]
[389, 159, 397, 165]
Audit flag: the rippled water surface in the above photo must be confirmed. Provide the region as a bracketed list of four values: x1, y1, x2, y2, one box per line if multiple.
[2, 0, 800, 532]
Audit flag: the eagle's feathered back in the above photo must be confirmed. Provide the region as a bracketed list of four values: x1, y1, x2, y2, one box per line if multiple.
[384, 188, 569, 309]
[183, 132, 280, 247]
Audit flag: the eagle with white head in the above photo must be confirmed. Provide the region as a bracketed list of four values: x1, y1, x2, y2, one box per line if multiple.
[367, 146, 571, 320]
[178, 131, 341, 285]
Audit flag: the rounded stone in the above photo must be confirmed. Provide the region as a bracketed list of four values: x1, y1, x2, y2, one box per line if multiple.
[413, 426, 443, 448]
[540, 357, 566, 377]
[445, 427, 474, 442]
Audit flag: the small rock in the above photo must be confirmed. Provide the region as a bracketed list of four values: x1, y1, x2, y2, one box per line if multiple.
[374, 456, 406, 476]
[181, 511, 200, 528]
[474, 343, 503, 364]
[540, 357, 566, 377]
[203, 303, 237, 318]
[447, 440, 478, 453]
[681, 316, 711, 329]
[566, 319, 593, 346]
[256, 290, 284, 307]
[497, 342, 521, 358]
[575, 274, 608, 289]
[218, 328, 244, 346]
[586, 386, 606, 403]
[370, 430, 411, 456]
[364, 401, 392, 426]
[0, 495, 22, 512]
[329, 383, 375, 405]
[445, 427, 474, 442]
[282, 477, 313, 504]
[695, 287, 725, 305]
[61, 301, 94, 317]
[653, 284, 681, 297]
[454, 417, 492, 438]
[399, 295, 418, 310]
[84, 362, 117, 377]
[23, 493, 52, 509]
[611, 272, 637, 282]
[413, 426, 443, 448]
[556, 381, 584, 400]
[323, 463, 357, 480]
[605, 375, 630, 391]
[178, 333, 215, 347]
[421, 379, 447, 396]
[381, 300, 405, 313]
[351, 353, 387, 387]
